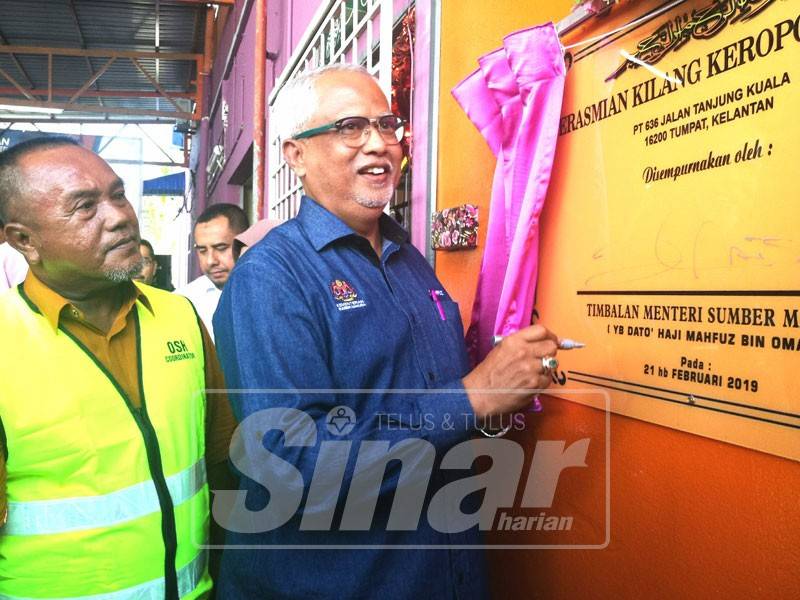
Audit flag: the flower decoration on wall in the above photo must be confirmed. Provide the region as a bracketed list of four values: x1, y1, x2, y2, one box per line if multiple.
[391, 6, 415, 158]
[431, 204, 479, 250]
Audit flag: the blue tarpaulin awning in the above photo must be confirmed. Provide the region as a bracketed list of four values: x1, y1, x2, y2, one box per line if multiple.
[142, 172, 185, 196]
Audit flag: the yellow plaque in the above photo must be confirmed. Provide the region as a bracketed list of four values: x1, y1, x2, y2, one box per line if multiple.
[538, 0, 800, 460]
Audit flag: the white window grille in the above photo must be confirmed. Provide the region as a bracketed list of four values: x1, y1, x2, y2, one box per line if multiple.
[268, 0, 394, 220]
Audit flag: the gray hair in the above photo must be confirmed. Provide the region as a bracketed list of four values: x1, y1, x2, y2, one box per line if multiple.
[271, 63, 385, 141]
[0, 136, 80, 224]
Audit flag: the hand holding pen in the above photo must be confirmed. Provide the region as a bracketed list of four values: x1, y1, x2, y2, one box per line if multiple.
[462, 325, 560, 420]
[463, 325, 586, 428]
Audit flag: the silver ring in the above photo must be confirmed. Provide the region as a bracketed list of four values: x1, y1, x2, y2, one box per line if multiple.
[541, 356, 558, 371]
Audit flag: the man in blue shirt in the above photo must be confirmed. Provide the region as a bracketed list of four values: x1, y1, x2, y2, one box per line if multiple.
[213, 64, 559, 599]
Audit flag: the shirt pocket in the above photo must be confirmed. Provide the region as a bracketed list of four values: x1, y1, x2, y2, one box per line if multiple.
[428, 298, 470, 381]
[439, 299, 462, 324]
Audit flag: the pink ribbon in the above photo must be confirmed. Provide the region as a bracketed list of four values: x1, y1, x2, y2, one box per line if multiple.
[452, 23, 565, 365]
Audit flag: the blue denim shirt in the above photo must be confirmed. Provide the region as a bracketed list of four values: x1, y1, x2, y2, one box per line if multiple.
[213, 197, 488, 599]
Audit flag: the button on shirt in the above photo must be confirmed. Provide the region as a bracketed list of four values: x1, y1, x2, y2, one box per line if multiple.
[213, 197, 488, 600]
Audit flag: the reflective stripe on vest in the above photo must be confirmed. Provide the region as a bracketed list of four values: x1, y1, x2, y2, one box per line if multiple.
[4, 459, 206, 536]
[0, 549, 207, 600]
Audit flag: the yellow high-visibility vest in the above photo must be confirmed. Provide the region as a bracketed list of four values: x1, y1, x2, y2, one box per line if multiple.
[0, 283, 212, 599]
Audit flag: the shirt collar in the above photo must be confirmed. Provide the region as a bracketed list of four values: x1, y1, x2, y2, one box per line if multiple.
[200, 275, 222, 292]
[297, 195, 409, 252]
[21, 270, 154, 332]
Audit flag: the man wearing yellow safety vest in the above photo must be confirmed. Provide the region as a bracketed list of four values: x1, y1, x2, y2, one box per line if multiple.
[0, 137, 237, 599]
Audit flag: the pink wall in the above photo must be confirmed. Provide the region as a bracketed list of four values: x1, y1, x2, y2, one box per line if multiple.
[265, 0, 322, 82]
[198, 0, 320, 213]
[204, 1, 257, 207]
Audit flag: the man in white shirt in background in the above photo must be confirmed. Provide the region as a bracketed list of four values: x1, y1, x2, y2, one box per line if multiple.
[0, 220, 27, 292]
[176, 203, 248, 341]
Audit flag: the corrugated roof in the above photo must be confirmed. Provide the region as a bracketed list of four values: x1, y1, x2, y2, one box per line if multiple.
[0, 0, 208, 122]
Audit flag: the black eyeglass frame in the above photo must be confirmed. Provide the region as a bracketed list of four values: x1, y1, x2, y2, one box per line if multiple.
[291, 115, 406, 145]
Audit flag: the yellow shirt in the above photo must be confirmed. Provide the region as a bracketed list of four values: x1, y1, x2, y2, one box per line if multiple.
[0, 273, 237, 519]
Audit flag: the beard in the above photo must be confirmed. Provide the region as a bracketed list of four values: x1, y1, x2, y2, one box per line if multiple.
[104, 256, 145, 283]
[351, 189, 392, 209]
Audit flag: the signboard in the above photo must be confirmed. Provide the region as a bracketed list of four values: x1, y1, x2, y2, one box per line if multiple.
[537, 0, 800, 460]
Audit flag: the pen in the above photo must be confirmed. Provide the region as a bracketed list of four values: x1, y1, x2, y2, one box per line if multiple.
[557, 338, 586, 350]
[429, 289, 446, 321]
[491, 335, 586, 349]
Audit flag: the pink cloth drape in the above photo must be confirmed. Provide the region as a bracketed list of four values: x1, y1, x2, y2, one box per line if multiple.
[452, 23, 565, 365]
[452, 53, 517, 363]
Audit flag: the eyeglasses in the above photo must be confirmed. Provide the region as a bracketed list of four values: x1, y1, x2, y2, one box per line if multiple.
[292, 115, 406, 147]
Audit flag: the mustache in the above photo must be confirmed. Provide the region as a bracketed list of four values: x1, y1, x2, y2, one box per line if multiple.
[104, 233, 139, 253]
